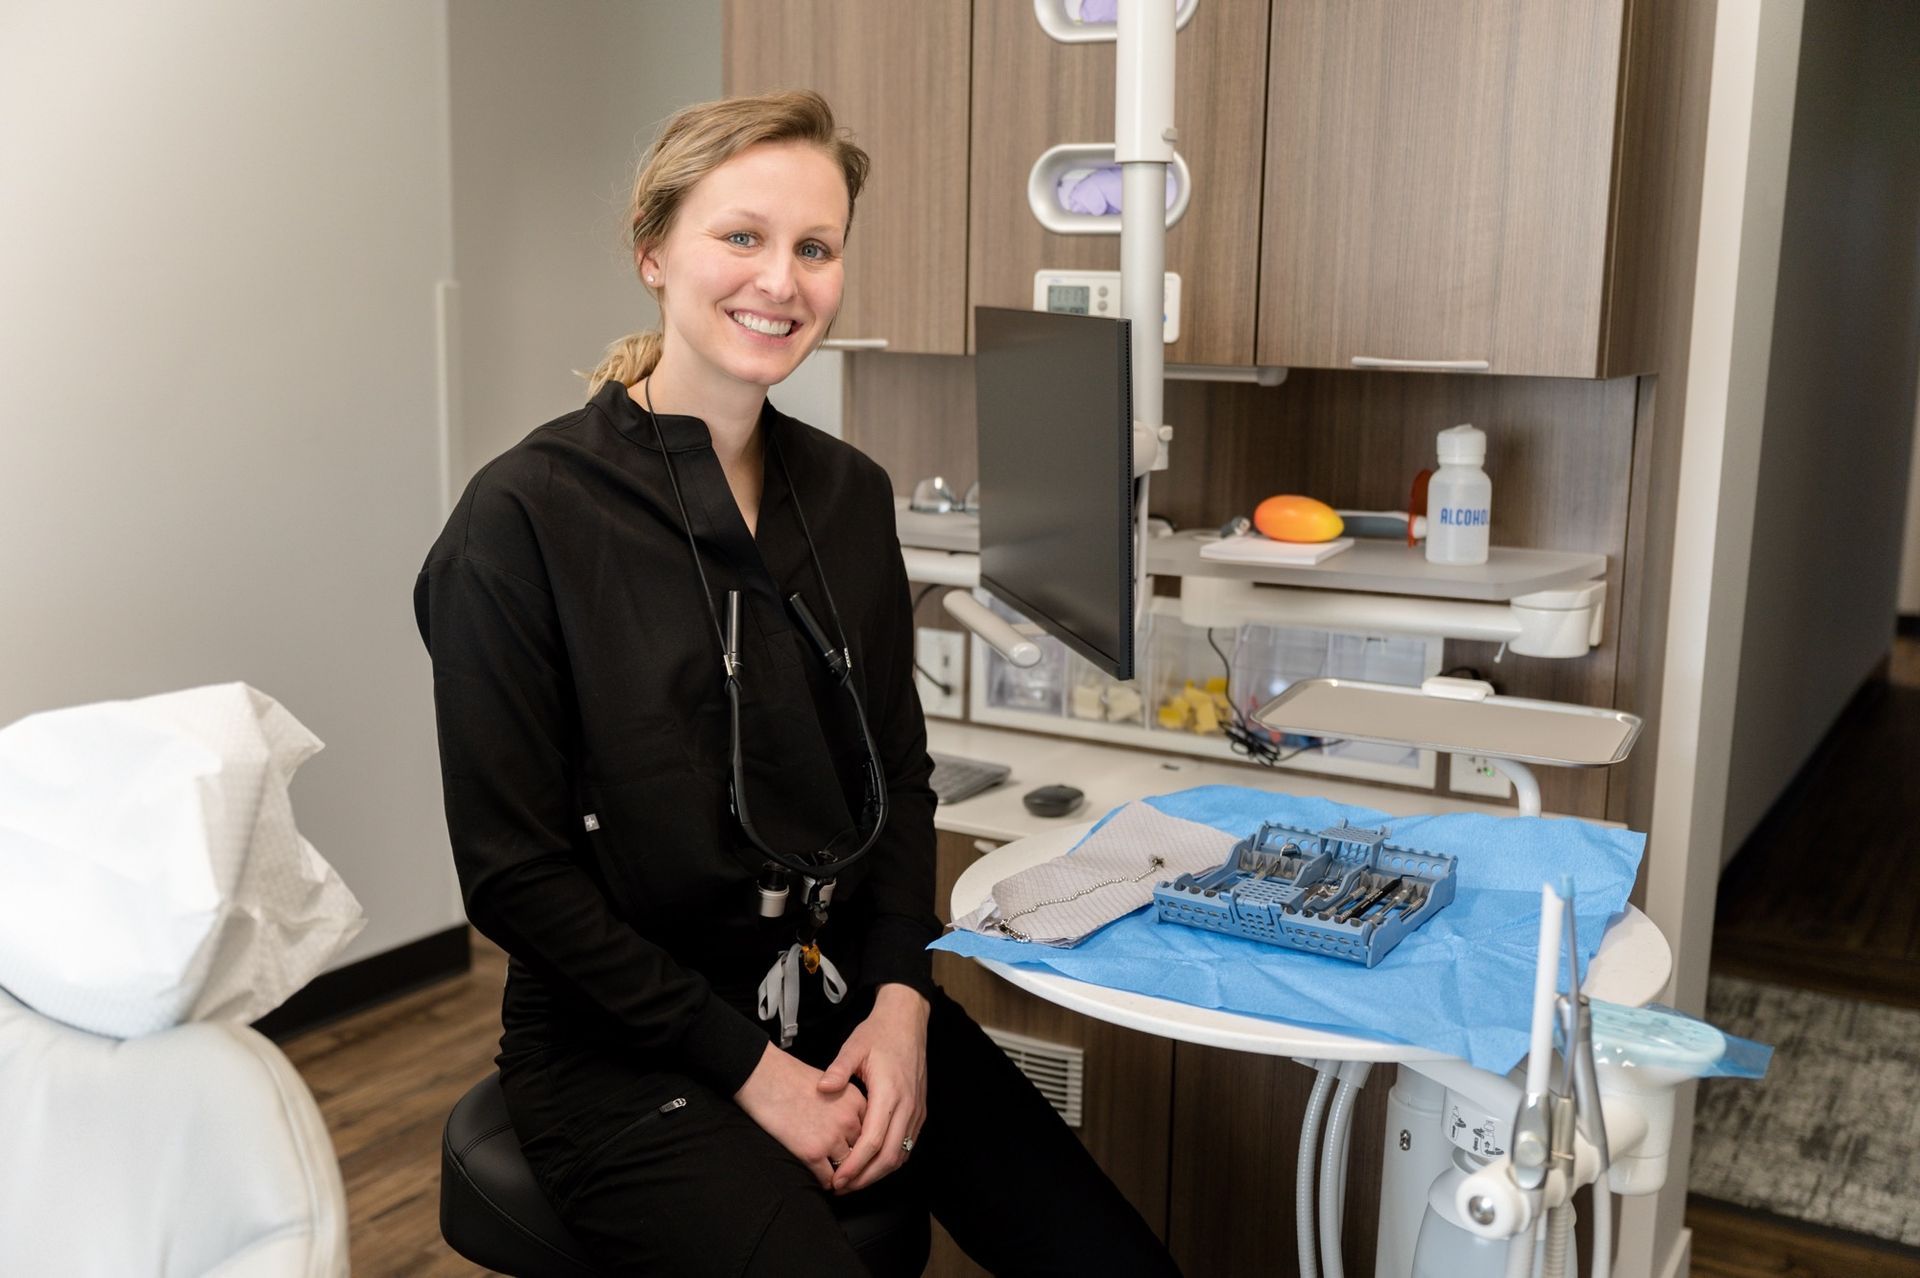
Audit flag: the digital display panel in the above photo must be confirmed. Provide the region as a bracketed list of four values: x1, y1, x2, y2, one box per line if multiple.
[1046, 283, 1091, 315]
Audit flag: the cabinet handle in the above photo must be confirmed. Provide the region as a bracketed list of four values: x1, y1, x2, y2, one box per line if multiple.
[973, 840, 1002, 856]
[1350, 356, 1491, 372]
[820, 338, 890, 351]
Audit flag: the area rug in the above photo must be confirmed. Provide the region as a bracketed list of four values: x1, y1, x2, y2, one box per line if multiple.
[1691, 974, 1920, 1247]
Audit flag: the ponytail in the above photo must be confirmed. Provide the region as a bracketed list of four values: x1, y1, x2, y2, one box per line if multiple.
[584, 330, 664, 396]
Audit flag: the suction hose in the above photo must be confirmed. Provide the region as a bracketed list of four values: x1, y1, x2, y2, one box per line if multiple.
[1318, 1069, 1368, 1278]
[1296, 1065, 1337, 1278]
[1541, 1201, 1578, 1278]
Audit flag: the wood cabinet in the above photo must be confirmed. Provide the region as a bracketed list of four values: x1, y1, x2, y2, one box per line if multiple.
[724, 0, 971, 355]
[1257, 0, 1645, 378]
[967, 0, 1272, 365]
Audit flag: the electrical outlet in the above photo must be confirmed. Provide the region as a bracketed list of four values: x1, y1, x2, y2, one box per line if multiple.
[1450, 753, 1513, 799]
[915, 628, 966, 718]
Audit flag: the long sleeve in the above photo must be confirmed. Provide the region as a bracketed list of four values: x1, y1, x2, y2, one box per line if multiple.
[851, 482, 943, 998]
[416, 549, 770, 1095]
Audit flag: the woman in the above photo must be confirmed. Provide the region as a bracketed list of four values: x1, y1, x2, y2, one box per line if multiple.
[415, 91, 1179, 1276]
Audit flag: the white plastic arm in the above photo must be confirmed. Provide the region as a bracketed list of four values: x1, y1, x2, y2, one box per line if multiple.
[942, 590, 1041, 667]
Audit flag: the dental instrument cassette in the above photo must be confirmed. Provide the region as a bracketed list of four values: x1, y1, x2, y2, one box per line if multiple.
[1151, 820, 1456, 967]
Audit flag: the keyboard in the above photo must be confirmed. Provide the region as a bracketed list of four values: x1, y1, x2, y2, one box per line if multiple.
[928, 752, 1012, 806]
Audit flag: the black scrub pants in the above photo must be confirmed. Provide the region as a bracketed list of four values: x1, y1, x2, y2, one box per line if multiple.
[499, 982, 1182, 1277]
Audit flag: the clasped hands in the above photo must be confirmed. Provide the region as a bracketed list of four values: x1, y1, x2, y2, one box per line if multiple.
[734, 983, 930, 1193]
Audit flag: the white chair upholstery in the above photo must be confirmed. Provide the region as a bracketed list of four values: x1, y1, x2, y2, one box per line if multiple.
[0, 984, 349, 1277]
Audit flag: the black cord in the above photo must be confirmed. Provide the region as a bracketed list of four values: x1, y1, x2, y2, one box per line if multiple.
[639, 386, 888, 879]
[1205, 628, 1343, 767]
[644, 381, 728, 664]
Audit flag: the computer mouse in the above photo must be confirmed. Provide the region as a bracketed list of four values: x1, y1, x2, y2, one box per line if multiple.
[1022, 784, 1085, 818]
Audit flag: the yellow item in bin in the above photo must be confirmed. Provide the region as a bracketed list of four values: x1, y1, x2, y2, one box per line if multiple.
[1253, 494, 1344, 543]
[1189, 694, 1220, 736]
[1156, 681, 1233, 737]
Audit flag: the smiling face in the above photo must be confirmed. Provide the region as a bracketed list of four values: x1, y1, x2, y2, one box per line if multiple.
[640, 140, 849, 400]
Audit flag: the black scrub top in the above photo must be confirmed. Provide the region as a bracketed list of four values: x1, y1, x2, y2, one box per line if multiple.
[414, 378, 940, 1096]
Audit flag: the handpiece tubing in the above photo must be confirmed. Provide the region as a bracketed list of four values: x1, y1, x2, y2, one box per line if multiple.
[1297, 1066, 1336, 1278]
[1527, 886, 1566, 1099]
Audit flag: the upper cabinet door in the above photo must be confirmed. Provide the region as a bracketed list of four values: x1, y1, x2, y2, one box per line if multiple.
[1257, 1, 1626, 377]
[725, 1, 972, 356]
[969, 0, 1273, 366]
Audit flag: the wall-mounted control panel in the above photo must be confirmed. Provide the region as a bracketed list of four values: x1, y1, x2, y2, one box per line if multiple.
[1033, 270, 1181, 343]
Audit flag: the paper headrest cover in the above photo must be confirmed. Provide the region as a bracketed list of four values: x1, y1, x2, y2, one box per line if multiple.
[0, 683, 365, 1038]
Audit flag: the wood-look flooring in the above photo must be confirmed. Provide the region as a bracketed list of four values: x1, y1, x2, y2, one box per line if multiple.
[1712, 639, 1920, 1012]
[283, 937, 506, 1276]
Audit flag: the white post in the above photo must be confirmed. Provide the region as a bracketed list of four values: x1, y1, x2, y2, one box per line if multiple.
[1115, 0, 1176, 650]
[1620, 3, 1805, 1276]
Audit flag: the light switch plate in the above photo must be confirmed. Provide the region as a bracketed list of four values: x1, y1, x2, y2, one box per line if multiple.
[916, 628, 966, 719]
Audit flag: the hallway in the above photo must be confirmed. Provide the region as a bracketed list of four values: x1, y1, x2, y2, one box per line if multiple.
[1688, 635, 1920, 1276]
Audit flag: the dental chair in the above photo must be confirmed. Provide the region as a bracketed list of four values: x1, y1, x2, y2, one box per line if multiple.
[0, 983, 350, 1276]
[441, 1071, 932, 1277]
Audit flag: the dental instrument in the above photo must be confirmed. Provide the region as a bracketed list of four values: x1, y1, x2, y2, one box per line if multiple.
[1336, 876, 1404, 925]
[1359, 883, 1415, 923]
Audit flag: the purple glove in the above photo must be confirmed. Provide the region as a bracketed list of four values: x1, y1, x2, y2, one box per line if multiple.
[1057, 165, 1180, 216]
[1078, 0, 1119, 21]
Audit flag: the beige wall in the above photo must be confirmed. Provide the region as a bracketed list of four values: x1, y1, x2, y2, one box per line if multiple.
[1721, 0, 1920, 861]
[0, 1, 780, 972]
[0, 1, 461, 965]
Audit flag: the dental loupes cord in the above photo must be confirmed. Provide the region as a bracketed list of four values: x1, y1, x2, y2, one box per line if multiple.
[1297, 1064, 1336, 1278]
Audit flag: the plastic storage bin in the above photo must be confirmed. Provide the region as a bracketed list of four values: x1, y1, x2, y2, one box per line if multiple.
[969, 594, 1441, 784]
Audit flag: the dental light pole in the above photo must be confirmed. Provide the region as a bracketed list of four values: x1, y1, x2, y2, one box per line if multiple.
[943, 0, 1175, 668]
[1117, 0, 1175, 650]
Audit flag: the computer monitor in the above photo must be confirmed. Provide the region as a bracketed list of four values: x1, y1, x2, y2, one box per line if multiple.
[973, 306, 1136, 680]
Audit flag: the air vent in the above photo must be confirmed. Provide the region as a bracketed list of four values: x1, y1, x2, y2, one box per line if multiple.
[984, 1027, 1085, 1128]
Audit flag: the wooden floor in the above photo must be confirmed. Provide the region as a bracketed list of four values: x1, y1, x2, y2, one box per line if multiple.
[282, 937, 507, 1277]
[1712, 639, 1920, 1012]
[287, 641, 1920, 1275]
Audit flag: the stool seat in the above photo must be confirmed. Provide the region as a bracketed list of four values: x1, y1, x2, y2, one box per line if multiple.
[441, 1072, 929, 1277]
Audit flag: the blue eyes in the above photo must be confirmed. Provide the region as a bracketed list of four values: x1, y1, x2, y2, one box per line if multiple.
[723, 231, 833, 261]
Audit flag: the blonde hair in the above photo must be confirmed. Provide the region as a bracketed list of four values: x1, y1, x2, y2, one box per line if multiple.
[583, 90, 871, 396]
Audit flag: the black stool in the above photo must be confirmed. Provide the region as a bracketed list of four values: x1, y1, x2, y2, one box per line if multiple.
[440, 1073, 930, 1276]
